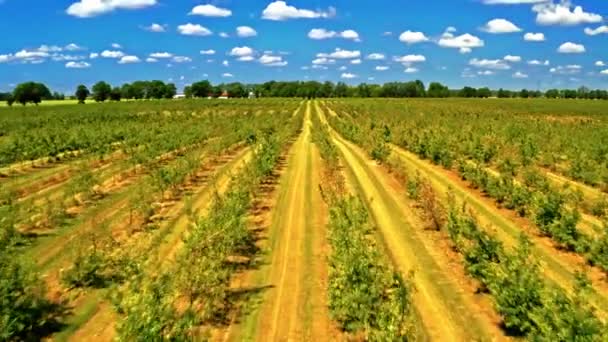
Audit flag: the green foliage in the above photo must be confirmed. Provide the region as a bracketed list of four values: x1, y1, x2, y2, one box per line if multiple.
[12, 82, 52, 105]
[328, 196, 414, 339]
[92, 81, 112, 102]
[75, 84, 89, 104]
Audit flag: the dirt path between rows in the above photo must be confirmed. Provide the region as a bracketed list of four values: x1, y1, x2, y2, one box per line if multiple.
[235, 101, 334, 341]
[319, 102, 502, 341]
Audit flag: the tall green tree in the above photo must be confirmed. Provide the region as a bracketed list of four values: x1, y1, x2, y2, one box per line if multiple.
[12, 82, 51, 105]
[75, 85, 90, 104]
[92, 81, 112, 102]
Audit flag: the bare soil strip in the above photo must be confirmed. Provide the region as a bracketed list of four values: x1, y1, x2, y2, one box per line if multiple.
[318, 103, 499, 341]
[233, 102, 333, 341]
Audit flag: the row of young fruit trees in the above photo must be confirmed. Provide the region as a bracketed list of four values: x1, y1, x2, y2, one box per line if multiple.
[0, 99, 300, 339]
[323, 99, 608, 339]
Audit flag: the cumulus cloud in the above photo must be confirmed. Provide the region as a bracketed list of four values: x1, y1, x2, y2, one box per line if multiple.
[312, 57, 335, 65]
[533, 1, 602, 26]
[222, 60, 229, 67]
[65, 61, 90, 68]
[89, 53, 99, 59]
[584, 25, 608, 36]
[394, 54, 426, 63]
[478, 70, 494, 76]
[118, 55, 141, 64]
[101, 50, 125, 58]
[550, 64, 582, 74]
[65, 43, 84, 51]
[557, 42, 585, 53]
[229, 46, 255, 57]
[351, 59, 361, 65]
[111, 43, 122, 49]
[144, 23, 166, 32]
[504, 55, 522, 62]
[150, 52, 172, 58]
[200, 49, 216, 55]
[513, 71, 528, 78]
[524, 32, 545, 41]
[66, 0, 157, 18]
[190, 4, 231, 17]
[366, 53, 385, 60]
[222, 73, 233, 77]
[398, 30, 429, 44]
[146, 57, 158, 63]
[375, 66, 389, 71]
[317, 48, 360, 59]
[596, 61, 606, 67]
[172, 56, 192, 63]
[528, 59, 550, 65]
[178, 23, 212, 36]
[481, 18, 522, 33]
[237, 26, 257, 37]
[262, 1, 335, 21]
[219, 32, 229, 38]
[308, 28, 360, 41]
[259, 54, 288, 67]
[404, 67, 419, 73]
[438, 30, 484, 53]
[469, 58, 511, 70]
[601, 69, 608, 75]
[341, 72, 357, 79]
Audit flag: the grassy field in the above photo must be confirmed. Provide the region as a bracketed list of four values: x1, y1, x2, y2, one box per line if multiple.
[2, 98, 608, 340]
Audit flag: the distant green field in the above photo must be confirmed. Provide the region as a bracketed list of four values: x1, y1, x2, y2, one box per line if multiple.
[0, 99, 82, 107]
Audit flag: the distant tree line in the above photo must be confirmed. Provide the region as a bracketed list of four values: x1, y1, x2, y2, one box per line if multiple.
[3, 80, 608, 106]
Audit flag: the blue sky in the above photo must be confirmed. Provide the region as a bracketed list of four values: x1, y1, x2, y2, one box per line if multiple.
[0, 0, 606, 93]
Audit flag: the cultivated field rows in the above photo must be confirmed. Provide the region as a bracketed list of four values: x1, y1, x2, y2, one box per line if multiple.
[2, 98, 608, 340]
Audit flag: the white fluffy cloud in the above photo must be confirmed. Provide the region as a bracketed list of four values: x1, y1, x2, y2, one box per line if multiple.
[438, 30, 484, 53]
[524, 32, 545, 41]
[481, 18, 522, 33]
[513, 71, 528, 78]
[550, 64, 582, 74]
[351, 59, 361, 64]
[111, 43, 122, 49]
[146, 57, 158, 63]
[528, 59, 550, 66]
[101, 50, 125, 58]
[596, 61, 606, 67]
[172, 56, 192, 63]
[200, 49, 216, 55]
[404, 67, 419, 73]
[312, 57, 335, 65]
[366, 53, 385, 60]
[601, 69, 608, 75]
[262, 1, 335, 21]
[478, 70, 494, 76]
[308, 29, 360, 41]
[504, 55, 522, 62]
[237, 26, 257, 37]
[65, 61, 90, 68]
[375, 66, 389, 71]
[222, 73, 233, 78]
[259, 54, 287, 67]
[398, 30, 429, 44]
[394, 54, 426, 63]
[341, 73, 357, 79]
[469, 58, 511, 70]
[584, 25, 608, 36]
[229, 46, 254, 57]
[317, 48, 360, 59]
[190, 4, 231, 17]
[178, 23, 212, 36]
[118, 55, 141, 64]
[144, 23, 166, 32]
[533, 1, 602, 26]
[557, 42, 585, 53]
[66, 0, 157, 18]
[149, 52, 172, 58]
